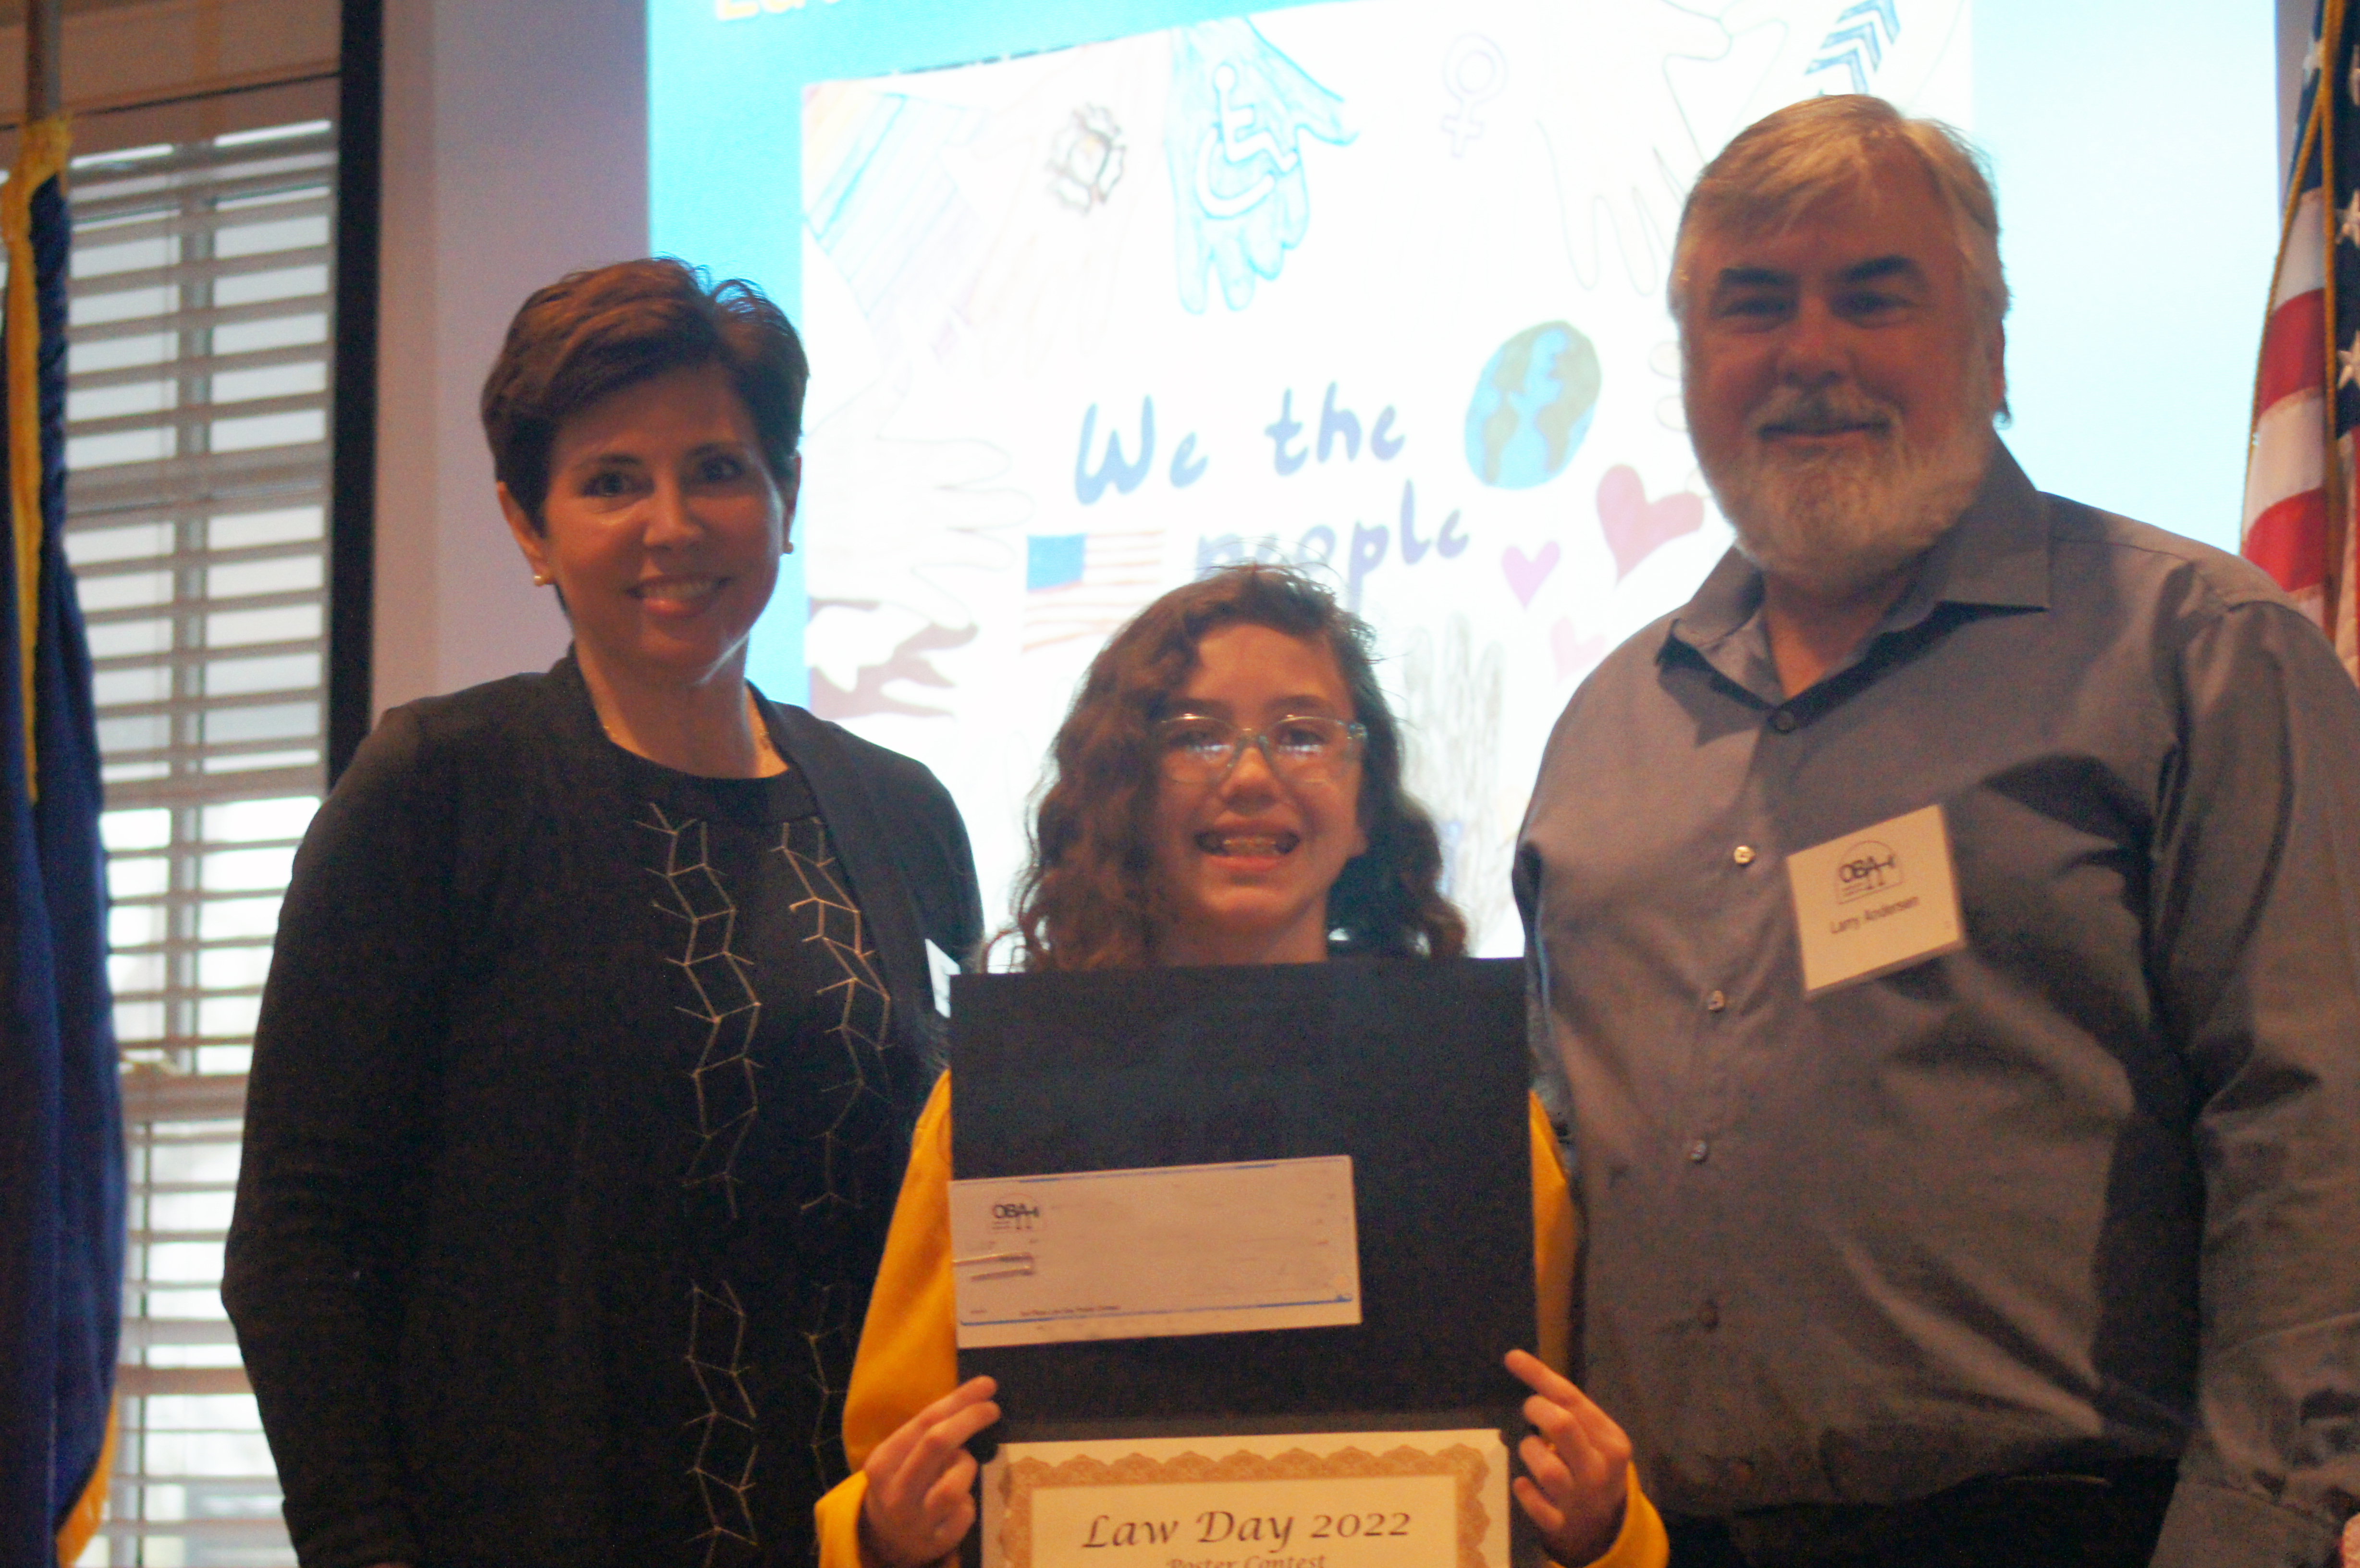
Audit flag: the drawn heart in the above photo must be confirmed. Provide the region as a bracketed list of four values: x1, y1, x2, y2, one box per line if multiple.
[1502, 540, 1562, 608]
[1597, 464, 1704, 580]
[1551, 619, 1606, 682]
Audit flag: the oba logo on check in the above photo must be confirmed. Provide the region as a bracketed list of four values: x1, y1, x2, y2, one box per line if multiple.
[1834, 840, 1904, 904]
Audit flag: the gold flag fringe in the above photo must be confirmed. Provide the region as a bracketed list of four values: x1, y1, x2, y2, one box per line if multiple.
[5, 115, 68, 799]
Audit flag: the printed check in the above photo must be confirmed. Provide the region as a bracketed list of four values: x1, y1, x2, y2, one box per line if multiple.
[948, 1155, 1361, 1348]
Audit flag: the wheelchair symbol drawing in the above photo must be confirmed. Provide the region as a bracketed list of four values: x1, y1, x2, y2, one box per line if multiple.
[1166, 19, 1351, 312]
[1194, 61, 1299, 219]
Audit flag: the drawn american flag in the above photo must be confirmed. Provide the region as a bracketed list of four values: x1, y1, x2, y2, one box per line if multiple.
[2246, 0, 2360, 680]
[1022, 527, 1163, 652]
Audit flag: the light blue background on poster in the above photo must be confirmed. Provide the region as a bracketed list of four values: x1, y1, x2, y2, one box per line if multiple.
[650, 0, 2281, 702]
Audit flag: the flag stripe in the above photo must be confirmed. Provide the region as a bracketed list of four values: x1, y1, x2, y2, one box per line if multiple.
[2256, 290, 2329, 417]
[2245, 391, 2329, 530]
[2273, 187, 2330, 308]
[2247, 488, 2334, 590]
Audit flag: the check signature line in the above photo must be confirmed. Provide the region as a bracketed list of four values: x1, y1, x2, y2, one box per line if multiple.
[952, 1250, 1036, 1280]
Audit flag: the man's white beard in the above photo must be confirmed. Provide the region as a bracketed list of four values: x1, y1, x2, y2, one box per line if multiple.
[1702, 384, 1993, 600]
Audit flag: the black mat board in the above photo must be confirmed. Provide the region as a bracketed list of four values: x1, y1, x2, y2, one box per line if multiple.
[949, 957, 1536, 1438]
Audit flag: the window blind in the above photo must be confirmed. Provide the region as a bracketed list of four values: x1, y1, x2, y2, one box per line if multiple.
[65, 116, 338, 1568]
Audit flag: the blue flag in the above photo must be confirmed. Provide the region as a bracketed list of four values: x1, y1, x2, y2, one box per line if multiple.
[0, 119, 125, 1567]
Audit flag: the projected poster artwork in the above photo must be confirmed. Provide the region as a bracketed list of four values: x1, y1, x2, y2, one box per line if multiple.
[792, 0, 1968, 952]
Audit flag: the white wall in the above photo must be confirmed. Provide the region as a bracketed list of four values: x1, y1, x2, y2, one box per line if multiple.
[369, 0, 648, 716]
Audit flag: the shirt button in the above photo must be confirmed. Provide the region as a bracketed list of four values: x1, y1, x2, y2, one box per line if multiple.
[1698, 1299, 1721, 1330]
[1705, 990, 1727, 1013]
[1732, 845, 1756, 866]
[1769, 710, 1797, 733]
[1687, 1139, 1709, 1164]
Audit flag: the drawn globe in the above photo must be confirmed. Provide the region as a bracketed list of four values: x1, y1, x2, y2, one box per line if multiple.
[1463, 321, 1602, 490]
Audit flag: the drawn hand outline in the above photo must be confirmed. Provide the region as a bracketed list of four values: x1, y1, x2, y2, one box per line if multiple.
[1164, 18, 1354, 313]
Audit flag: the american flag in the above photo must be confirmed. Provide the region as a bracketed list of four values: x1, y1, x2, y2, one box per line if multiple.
[2246, 0, 2360, 681]
[1021, 527, 1163, 652]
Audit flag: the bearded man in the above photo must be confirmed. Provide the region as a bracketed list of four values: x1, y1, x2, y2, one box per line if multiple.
[1517, 95, 2360, 1568]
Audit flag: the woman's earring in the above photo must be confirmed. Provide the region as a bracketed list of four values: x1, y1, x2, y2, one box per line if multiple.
[532, 573, 552, 586]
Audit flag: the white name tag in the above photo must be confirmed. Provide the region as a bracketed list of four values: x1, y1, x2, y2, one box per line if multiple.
[948, 1155, 1362, 1348]
[1785, 803, 1966, 998]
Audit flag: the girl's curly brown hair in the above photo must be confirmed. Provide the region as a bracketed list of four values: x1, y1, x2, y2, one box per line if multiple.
[1009, 564, 1466, 970]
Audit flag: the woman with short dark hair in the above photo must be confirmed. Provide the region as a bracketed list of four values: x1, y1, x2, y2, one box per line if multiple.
[224, 258, 982, 1568]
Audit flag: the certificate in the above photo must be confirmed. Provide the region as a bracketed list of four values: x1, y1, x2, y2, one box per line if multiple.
[950, 1154, 1362, 1347]
[948, 960, 1541, 1565]
[979, 1430, 1511, 1568]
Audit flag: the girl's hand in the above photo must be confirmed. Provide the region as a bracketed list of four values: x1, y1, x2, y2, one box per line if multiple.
[859, 1376, 1002, 1568]
[1505, 1349, 1632, 1566]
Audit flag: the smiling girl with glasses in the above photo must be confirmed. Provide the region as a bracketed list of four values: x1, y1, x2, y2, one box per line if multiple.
[812, 564, 1668, 1568]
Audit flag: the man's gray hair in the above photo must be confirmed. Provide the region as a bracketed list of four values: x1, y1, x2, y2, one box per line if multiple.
[1669, 95, 2008, 341]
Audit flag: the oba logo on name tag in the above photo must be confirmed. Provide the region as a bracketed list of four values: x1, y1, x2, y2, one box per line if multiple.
[1833, 840, 1901, 902]
[1786, 804, 1966, 998]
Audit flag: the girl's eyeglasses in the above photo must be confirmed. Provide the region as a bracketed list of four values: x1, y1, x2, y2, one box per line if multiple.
[1152, 714, 1368, 784]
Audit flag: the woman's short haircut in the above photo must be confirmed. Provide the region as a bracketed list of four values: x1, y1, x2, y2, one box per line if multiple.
[1009, 564, 1467, 970]
[1669, 94, 2007, 346]
[479, 257, 809, 531]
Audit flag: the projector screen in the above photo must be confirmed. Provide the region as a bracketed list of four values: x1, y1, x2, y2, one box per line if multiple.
[649, 0, 2275, 954]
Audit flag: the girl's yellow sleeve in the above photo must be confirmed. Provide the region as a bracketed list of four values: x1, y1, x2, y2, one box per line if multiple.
[1529, 1093, 1669, 1568]
[1530, 1092, 1577, 1374]
[818, 1082, 1663, 1568]
[814, 1074, 961, 1568]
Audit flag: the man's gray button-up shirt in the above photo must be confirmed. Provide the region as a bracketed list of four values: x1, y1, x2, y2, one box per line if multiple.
[1517, 445, 2360, 1568]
